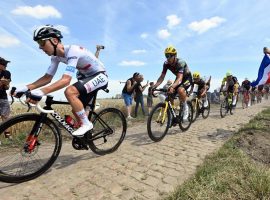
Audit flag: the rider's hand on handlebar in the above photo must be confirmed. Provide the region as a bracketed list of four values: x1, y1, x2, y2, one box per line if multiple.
[168, 86, 175, 94]
[26, 89, 44, 104]
[13, 86, 29, 98]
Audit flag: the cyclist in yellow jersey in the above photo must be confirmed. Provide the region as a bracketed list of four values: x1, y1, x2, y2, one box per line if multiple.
[220, 71, 239, 109]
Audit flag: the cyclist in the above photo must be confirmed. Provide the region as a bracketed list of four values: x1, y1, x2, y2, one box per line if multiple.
[14, 25, 108, 137]
[257, 84, 264, 102]
[189, 72, 208, 107]
[241, 78, 251, 108]
[220, 71, 239, 111]
[152, 45, 192, 120]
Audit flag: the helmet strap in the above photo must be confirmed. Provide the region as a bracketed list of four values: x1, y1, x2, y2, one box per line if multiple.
[48, 39, 59, 56]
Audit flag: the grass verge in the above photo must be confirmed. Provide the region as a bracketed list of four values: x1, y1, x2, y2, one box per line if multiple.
[164, 108, 270, 200]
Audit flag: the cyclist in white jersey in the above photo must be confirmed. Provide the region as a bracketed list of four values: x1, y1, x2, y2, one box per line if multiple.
[14, 25, 108, 136]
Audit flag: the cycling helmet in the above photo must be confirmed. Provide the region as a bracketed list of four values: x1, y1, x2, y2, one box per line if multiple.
[226, 71, 232, 77]
[164, 45, 177, 55]
[193, 71, 200, 79]
[33, 25, 63, 41]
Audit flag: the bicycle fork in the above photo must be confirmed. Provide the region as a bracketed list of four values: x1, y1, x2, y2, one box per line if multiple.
[24, 115, 46, 153]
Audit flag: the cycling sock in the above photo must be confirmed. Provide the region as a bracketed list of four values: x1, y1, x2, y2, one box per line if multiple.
[232, 96, 237, 105]
[76, 109, 92, 126]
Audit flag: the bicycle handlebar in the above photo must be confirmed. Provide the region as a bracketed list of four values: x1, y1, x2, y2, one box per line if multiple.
[36, 103, 54, 114]
[152, 88, 168, 93]
[10, 87, 31, 111]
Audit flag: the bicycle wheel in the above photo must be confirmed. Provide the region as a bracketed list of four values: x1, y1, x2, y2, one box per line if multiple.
[220, 100, 227, 118]
[179, 101, 193, 131]
[202, 99, 210, 119]
[88, 108, 126, 155]
[0, 113, 61, 183]
[191, 99, 199, 122]
[147, 102, 170, 142]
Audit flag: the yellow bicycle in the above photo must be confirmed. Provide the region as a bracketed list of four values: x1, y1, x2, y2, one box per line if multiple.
[220, 91, 233, 118]
[190, 92, 210, 122]
[147, 88, 193, 142]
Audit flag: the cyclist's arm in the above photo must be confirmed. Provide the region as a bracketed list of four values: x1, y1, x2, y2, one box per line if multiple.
[171, 73, 183, 89]
[200, 85, 207, 97]
[189, 84, 194, 95]
[27, 74, 53, 90]
[153, 73, 165, 88]
[40, 74, 72, 94]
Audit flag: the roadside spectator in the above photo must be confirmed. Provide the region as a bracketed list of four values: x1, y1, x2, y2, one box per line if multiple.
[147, 82, 154, 115]
[134, 74, 148, 117]
[0, 57, 11, 138]
[122, 72, 140, 119]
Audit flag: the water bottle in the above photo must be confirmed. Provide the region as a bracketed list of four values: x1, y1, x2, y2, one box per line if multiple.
[65, 115, 75, 127]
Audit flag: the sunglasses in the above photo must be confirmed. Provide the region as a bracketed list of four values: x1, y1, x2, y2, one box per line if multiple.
[37, 39, 46, 47]
[165, 53, 174, 59]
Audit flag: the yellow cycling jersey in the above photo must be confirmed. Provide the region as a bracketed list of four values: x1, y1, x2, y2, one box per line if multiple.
[221, 77, 227, 85]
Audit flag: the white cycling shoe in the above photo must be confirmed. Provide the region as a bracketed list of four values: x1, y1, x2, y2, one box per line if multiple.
[72, 123, 93, 137]
[183, 107, 189, 121]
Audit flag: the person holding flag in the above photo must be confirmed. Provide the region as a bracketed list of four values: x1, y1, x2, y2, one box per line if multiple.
[251, 47, 270, 87]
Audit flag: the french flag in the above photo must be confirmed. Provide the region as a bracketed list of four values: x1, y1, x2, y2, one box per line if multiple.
[251, 54, 270, 87]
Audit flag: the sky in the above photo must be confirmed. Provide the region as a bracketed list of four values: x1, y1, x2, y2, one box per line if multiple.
[0, 0, 270, 100]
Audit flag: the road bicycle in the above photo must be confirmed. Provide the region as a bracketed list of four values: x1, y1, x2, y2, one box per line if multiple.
[241, 89, 250, 109]
[147, 88, 193, 142]
[0, 88, 127, 183]
[190, 92, 210, 122]
[220, 91, 233, 118]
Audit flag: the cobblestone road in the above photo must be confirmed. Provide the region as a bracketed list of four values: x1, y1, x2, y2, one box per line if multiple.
[1, 100, 269, 200]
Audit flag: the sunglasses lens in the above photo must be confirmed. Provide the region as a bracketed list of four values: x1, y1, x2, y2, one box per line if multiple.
[37, 40, 46, 46]
[165, 53, 173, 58]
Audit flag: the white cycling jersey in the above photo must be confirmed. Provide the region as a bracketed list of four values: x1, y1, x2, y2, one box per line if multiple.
[46, 45, 106, 77]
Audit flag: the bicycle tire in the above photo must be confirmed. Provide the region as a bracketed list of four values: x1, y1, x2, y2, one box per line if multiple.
[0, 113, 61, 183]
[202, 99, 210, 119]
[147, 102, 170, 142]
[191, 99, 199, 122]
[88, 108, 126, 155]
[179, 101, 193, 131]
[220, 100, 227, 118]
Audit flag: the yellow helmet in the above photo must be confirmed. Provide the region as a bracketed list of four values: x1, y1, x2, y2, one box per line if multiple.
[164, 45, 177, 55]
[193, 71, 200, 79]
[226, 71, 232, 77]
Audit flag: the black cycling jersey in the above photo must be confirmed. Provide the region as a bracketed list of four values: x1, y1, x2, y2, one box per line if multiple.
[258, 84, 264, 91]
[241, 80, 251, 90]
[162, 58, 191, 77]
[193, 78, 205, 91]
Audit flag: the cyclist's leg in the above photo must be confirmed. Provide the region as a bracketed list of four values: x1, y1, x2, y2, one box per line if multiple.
[176, 84, 189, 120]
[68, 73, 109, 136]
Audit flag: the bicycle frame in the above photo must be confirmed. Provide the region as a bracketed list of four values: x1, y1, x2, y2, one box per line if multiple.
[158, 94, 178, 124]
[34, 97, 111, 141]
